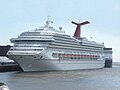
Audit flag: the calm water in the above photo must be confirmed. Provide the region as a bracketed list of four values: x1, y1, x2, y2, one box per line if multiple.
[0, 66, 120, 90]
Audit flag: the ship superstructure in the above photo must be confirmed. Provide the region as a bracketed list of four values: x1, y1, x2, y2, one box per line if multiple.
[7, 19, 105, 71]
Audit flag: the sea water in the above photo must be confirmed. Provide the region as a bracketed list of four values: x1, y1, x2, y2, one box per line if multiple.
[0, 66, 120, 90]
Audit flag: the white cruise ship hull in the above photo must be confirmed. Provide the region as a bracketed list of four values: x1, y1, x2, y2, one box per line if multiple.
[7, 19, 107, 72]
[8, 55, 105, 72]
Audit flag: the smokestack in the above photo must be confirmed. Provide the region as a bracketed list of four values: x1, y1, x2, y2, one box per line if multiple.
[72, 21, 90, 38]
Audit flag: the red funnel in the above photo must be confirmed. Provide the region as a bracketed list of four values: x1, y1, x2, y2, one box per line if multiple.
[72, 21, 90, 38]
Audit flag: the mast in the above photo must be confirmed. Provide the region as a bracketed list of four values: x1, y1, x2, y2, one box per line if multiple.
[45, 16, 53, 27]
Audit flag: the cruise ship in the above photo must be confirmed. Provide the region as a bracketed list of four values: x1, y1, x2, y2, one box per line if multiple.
[7, 19, 105, 72]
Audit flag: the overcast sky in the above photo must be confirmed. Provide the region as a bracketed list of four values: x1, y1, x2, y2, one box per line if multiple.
[0, 0, 120, 62]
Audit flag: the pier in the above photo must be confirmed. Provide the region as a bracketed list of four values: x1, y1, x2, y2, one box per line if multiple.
[0, 45, 11, 57]
[0, 45, 22, 72]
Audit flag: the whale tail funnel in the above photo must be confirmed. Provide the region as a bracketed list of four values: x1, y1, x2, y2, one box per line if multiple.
[72, 21, 90, 38]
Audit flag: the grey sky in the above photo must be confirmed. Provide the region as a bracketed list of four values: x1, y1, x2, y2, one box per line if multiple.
[0, 0, 120, 61]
